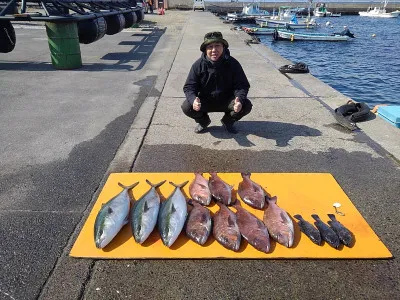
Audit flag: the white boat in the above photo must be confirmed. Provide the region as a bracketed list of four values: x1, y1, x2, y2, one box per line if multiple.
[226, 3, 270, 23]
[359, 0, 400, 18]
[314, 3, 332, 17]
[256, 5, 316, 29]
[273, 28, 355, 42]
[241, 26, 276, 35]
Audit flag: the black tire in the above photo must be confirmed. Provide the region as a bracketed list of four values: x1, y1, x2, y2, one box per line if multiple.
[0, 20, 16, 53]
[78, 17, 107, 44]
[123, 12, 136, 28]
[135, 9, 144, 23]
[105, 14, 126, 35]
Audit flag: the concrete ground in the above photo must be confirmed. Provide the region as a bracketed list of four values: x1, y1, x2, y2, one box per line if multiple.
[1, 10, 399, 300]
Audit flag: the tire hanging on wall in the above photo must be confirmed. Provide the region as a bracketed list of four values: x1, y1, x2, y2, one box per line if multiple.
[77, 17, 107, 44]
[123, 11, 137, 28]
[105, 13, 126, 35]
[135, 9, 144, 23]
[0, 20, 16, 53]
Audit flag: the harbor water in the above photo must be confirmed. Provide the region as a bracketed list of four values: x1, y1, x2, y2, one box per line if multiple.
[259, 15, 400, 107]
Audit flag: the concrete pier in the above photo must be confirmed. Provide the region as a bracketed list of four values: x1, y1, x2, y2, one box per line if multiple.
[1, 10, 399, 300]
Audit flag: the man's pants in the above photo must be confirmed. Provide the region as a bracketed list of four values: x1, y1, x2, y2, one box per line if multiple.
[181, 98, 253, 126]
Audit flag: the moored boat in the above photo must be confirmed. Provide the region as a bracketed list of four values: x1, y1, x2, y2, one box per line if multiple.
[226, 3, 271, 23]
[241, 26, 276, 35]
[359, 0, 400, 18]
[273, 28, 355, 42]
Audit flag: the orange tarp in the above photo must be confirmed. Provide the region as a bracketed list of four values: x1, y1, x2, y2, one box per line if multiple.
[70, 173, 392, 259]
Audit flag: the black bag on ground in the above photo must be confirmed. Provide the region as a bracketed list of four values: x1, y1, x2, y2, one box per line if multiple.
[335, 102, 370, 122]
[0, 20, 16, 53]
[279, 62, 309, 74]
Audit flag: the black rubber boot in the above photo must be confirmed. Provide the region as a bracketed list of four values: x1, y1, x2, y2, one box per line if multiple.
[221, 119, 238, 134]
[194, 119, 211, 134]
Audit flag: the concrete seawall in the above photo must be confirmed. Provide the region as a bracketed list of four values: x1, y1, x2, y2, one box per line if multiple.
[169, 1, 400, 14]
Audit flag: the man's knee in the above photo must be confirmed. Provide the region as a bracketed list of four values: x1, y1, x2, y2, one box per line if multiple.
[181, 100, 192, 116]
[242, 99, 253, 116]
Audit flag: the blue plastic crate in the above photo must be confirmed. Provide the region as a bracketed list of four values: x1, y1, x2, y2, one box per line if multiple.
[378, 106, 400, 128]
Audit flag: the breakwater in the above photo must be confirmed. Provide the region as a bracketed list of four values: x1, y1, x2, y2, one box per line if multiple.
[169, 1, 400, 15]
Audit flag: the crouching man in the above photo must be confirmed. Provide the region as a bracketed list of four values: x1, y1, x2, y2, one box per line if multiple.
[181, 31, 252, 134]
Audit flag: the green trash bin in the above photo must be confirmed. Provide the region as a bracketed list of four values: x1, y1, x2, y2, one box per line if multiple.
[45, 22, 82, 70]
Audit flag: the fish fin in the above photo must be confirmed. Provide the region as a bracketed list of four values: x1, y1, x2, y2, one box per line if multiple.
[327, 221, 332, 226]
[118, 181, 139, 190]
[256, 219, 264, 229]
[311, 214, 320, 221]
[228, 215, 235, 227]
[144, 201, 150, 212]
[327, 214, 336, 221]
[146, 179, 166, 188]
[169, 181, 189, 189]
[201, 213, 209, 223]
[280, 212, 291, 224]
[266, 196, 277, 204]
[171, 203, 176, 213]
[107, 207, 113, 214]
[293, 214, 302, 221]
[198, 183, 208, 189]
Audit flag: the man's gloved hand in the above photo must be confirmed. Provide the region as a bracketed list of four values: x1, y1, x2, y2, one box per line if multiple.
[233, 97, 242, 113]
[193, 97, 201, 111]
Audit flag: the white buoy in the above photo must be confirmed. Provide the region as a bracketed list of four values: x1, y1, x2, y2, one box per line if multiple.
[372, 33, 376, 37]
[326, 21, 331, 26]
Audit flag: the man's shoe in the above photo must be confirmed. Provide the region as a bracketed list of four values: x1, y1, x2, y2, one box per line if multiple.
[194, 120, 211, 133]
[221, 119, 238, 134]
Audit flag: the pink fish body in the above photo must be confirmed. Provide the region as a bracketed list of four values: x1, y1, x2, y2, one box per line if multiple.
[263, 197, 294, 248]
[185, 201, 212, 245]
[189, 173, 212, 206]
[234, 200, 270, 253]
[238, 173, 266, 209]
[208, 172, 232, 205]
[213, 203, 241, 251]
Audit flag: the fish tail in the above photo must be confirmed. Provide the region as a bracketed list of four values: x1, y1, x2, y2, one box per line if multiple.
[311, 214, 320, 221]
[293, 214, 303, 221]
[327, 214, 336, 221]
[266, 196, 277, 204]
[241, 172, 251, 178]
[169, 181, 189, 189]
[232, 198, 241, 207]
[118, 181, 139, 190]
[146, 179, 166, 189]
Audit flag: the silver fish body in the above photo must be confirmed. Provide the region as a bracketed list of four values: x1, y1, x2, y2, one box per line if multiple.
[131, 180, 165, 244]
[94, 182, 139, 249]
[158, 181, 189, 247]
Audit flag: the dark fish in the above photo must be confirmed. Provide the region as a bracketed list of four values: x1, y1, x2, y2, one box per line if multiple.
[189, 173, 211, 205]
[237, 172, 266, 209]
[209, 172, 232, 205]
[213, 202, 241, 251]
[293, 214, 322, 245]
[233, 200, 270, 253]
[311, 214, 340, 249]
[263, 197, 294, 248]
[185, 200, 212, 245]
[327, 214, 354, 247]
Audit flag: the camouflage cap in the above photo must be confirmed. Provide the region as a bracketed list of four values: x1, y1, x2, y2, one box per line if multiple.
[200, 31, 229, 52]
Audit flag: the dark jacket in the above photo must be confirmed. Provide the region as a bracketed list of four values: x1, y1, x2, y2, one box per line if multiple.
[183, 49, 250, 106]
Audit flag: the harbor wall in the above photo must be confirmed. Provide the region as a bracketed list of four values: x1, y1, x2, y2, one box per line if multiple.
[168, 1, 400, 14]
